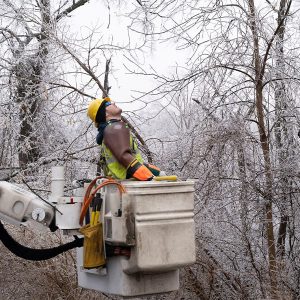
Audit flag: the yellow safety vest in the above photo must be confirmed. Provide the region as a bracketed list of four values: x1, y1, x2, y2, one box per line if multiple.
[100, 134, 143, 180]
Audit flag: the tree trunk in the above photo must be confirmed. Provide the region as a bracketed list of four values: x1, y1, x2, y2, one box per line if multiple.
[16, 0, 51, 169]
[248, 0, 278, 297]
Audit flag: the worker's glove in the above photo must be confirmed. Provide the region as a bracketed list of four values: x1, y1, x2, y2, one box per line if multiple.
[126, 159, 154, 181]
[144, 163, 160, 176]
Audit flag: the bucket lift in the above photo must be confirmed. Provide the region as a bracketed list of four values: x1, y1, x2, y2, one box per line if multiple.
[0, 166, 196, 297]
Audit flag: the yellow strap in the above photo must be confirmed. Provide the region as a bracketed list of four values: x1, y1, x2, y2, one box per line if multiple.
[94, 211, 100, 225]
[90, 211, 96, 226]
[154, 175, 178, 181]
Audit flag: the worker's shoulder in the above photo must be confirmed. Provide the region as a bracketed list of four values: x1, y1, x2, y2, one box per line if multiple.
[104, 120, 129, 134]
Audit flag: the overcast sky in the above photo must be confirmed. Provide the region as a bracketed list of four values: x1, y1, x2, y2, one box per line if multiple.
[65, 1, 188, 113]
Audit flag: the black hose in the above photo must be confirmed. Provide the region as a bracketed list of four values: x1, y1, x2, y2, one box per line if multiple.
[0, 221, 83, 261]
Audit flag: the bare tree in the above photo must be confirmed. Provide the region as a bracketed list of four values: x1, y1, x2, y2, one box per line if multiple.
[0, 0, 90, 172]
[127, 0, 300, 298]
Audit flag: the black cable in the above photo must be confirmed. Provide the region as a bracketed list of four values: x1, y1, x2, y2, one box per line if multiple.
[0, 221, 83, 261]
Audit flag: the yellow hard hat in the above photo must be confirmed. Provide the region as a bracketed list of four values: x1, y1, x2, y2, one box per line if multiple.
[87, 97, 110, 123]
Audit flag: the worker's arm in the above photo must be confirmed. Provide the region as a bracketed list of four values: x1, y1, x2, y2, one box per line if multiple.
[103, 122, 134, 167]
[103, 122, 153, 180]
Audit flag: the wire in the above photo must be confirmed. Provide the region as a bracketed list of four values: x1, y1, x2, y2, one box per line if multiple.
[79, 178, 126, 226]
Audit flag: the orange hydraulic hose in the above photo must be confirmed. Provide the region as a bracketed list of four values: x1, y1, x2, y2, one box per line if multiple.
[79, 179, 126, 226]
[83, 176, 106, 207]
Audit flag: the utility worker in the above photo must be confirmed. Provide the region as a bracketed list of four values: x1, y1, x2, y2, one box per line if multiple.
[87, 97, 160, 181]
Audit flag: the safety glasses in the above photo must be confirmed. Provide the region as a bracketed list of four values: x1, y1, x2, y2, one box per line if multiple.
[105, 101, 111, 107]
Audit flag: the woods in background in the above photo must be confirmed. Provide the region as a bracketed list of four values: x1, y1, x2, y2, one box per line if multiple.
[0, 1, 300, 299]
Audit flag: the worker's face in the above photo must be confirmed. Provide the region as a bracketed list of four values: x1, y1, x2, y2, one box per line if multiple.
[105, 101, 122, 119]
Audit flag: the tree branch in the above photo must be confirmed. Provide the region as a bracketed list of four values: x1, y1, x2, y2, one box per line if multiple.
[136, 0, 143, 7]
[57, 40, 108, 96]
[56, 0, 90, 21]
[260, 0, 292, 80]
[102, 58, 111, 98]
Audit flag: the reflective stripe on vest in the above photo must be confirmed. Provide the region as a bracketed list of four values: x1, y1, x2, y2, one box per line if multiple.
[101, 134, 143, 180]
